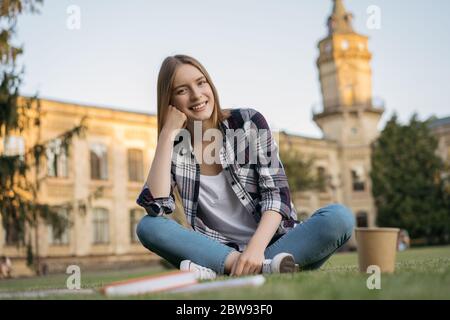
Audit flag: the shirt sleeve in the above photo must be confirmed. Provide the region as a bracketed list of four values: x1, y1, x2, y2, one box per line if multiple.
[136, 169, 177, 217]
[250, 108, 293, 220]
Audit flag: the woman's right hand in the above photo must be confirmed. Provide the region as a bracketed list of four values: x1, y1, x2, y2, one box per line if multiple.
[162, 105, 188, 136]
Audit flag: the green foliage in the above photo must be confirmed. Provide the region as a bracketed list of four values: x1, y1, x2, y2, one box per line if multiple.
[279, 147, 327, 193]
[370, 113, 450, 244]
[0, 0, 89, 273]
[1, 0, 43, 136]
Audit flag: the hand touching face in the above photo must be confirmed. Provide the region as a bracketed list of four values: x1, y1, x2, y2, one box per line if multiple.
[163, 105, 188, 135]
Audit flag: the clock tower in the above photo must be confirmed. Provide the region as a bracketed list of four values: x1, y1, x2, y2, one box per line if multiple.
[314, 0, 384, 144]
[313, 0, 384, 227]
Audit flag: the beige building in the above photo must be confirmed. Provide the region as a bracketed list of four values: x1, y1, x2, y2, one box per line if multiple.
[1, 100, 162, 274]
[1, 0, 449, 275]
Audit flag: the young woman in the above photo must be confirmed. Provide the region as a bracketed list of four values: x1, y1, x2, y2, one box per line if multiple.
[136, 55, 355, 279]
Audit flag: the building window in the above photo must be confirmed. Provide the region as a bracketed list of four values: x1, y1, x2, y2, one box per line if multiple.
[3, 217, 21, 246]
[92, 208, 109, 244]
[356, 211, 368, 227]
[3, 136, 25, 158]
[46, 138, 68, 178]
[341, 40, 349, 50]
[48, 207, 70, 245]
[351, 166, 365, 191]
[130, 209, 145, 243]
[90, 143, 108, 180]
[127, 149, 144, 182]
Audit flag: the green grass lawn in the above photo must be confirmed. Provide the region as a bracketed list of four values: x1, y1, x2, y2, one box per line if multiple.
[1, 245, 449, 300]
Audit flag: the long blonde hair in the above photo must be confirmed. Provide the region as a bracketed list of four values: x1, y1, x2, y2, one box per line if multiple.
[156, 55, 227, 137]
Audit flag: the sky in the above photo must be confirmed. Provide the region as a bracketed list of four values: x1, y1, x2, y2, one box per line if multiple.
[15, 0, 450, 138]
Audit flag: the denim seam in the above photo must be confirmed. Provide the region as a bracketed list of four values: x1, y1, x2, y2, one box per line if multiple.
[265, 226, 297, 257]
[140, 216, 234, 273]
[265, 237, 283, 256]
[302, 234, 352, 267]
[181, 228, 237, 274]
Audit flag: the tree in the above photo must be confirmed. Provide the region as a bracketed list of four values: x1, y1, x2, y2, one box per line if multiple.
[0, 0, 87, 274]
[279, 145, 329, 222]
[279, 146, 327, 194]
[370, 113, 450, 244]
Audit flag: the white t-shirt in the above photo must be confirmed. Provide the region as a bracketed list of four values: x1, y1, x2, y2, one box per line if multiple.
[197, 171, 258, 251]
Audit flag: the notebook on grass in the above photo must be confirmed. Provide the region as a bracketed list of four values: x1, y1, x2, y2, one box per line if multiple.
[101, 270, 198, 296]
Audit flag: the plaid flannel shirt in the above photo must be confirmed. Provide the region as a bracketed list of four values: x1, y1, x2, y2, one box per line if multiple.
[137, 107, 299, 244]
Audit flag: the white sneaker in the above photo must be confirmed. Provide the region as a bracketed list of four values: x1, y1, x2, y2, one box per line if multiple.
[262, 253, 298, 274]
[180, 260, 217, 280]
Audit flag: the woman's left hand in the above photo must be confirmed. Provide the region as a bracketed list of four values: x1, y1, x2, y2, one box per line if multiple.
[230, 246, 265, 276]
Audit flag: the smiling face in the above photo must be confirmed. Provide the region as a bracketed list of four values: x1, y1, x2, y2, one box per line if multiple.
[170, 64, 215, 123]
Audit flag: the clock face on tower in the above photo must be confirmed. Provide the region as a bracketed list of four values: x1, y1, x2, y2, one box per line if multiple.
[341, 40, 349, 50]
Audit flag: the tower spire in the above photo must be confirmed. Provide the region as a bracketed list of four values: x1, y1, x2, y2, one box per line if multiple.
[327, 0, 354, 35]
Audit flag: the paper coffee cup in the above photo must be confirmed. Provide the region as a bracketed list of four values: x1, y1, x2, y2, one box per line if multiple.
[355, 227, 400, 273]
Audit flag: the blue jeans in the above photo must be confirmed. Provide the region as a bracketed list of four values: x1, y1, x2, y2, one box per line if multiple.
[137, 203, 355, 274]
